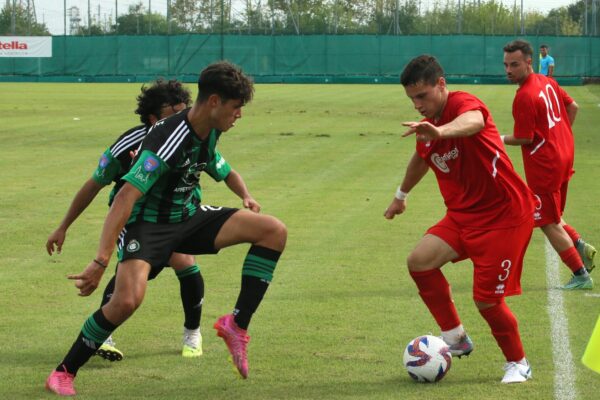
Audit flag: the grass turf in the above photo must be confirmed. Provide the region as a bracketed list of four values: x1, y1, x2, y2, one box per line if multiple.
[0, 82, 599, 399]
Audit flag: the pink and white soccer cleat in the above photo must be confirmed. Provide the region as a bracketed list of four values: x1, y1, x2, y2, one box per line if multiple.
[45, 365, 76, 396]
[214, 314, 250, 379]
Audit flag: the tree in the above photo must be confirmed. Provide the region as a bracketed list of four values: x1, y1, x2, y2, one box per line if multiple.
[114, 3, 170, 35]
[0, 2, 50, 35]
[526, 8, 581, 35]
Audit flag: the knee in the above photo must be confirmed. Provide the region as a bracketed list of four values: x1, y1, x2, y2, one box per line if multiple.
[474, 300, 500, 311]
[263, 216, 287, 250]
[406, 250, 429, 272]
[110, 296, 141, 318]
[169, 253, 196, 270]
[273, 218, 288, 242]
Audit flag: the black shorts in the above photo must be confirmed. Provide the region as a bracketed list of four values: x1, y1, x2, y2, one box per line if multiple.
[118, 206, 238, 269]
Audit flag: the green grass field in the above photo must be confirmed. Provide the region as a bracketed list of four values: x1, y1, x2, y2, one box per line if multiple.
[0, 82, 599, 399]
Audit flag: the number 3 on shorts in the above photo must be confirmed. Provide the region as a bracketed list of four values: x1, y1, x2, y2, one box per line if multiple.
[498, 259, 512, 282]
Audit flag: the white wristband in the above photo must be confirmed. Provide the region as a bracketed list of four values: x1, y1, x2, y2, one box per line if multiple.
[395, 187, 409, 201]
[501, 135, 507, 144]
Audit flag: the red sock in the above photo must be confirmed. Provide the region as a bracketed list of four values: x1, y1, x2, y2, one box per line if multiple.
[562, 224, 581, 245]
[409, 269, 461, 331]
[559, 247, 584, 273]
[479, 301, 525, 362]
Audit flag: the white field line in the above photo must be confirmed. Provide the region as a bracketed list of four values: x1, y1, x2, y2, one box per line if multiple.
[544, 238, 577, 400]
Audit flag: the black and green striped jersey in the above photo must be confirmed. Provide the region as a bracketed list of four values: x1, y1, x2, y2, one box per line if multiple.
[92, 124, 148, 206]
[122, 108, 232, 224]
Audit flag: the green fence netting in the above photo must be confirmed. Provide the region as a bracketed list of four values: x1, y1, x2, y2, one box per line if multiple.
[1, 35, 598, 83]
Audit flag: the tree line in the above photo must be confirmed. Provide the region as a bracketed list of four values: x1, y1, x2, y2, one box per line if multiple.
[1, 0, 599, 36]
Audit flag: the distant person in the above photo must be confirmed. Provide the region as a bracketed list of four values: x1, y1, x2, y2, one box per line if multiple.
[46, 79, 205, 361]
[45, 61, 288, 396]
[538, 44, 554, 77]
[503, 39, 595, 290]
[384, 55, 535, 383]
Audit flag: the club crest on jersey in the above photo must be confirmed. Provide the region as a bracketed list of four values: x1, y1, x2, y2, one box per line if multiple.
[99, 154, 109, 168]
[143, 156, 159, 172]
[126, 239, 140, 253]
[430, 147, 459, 173]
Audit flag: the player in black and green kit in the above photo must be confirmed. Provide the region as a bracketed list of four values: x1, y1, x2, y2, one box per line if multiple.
[46, 79, 207, 361]
[46, 62, 287, 396]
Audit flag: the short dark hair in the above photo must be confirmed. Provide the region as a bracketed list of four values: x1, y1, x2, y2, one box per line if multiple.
[135, 79, 191, 126]
[503, 40, 534, 59]
[197, 61, 254, 105]
[400, 55, 444, 87]
[540, 44, 549, 49]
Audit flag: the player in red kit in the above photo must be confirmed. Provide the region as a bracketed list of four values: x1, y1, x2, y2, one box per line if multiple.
[384, 55, 534, 383]
[503, 39, 595, 290]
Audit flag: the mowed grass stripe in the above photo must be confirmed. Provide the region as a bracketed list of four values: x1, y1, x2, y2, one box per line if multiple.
[544, 238, 577, 400]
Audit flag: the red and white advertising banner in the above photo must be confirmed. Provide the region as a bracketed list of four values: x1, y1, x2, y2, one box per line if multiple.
[0, 36, 52, 57]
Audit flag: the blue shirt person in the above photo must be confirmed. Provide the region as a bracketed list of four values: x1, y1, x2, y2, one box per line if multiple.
[538, 45, 554, 77]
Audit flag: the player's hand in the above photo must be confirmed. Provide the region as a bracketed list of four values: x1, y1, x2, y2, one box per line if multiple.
[402, 121, 442, 142]
[384, 198, 407, 220]
[46, 229, 66, 255]
[67, 261, 105, 296]
[129, 149, 139, 159]
[243, 197, 261, 213]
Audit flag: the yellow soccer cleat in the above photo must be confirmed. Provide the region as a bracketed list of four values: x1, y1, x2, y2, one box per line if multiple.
[182, 327, 203, 358]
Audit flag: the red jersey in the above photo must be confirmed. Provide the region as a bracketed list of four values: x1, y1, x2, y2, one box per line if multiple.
[512, 73, 575, 192]
[416, 91, 533, 230]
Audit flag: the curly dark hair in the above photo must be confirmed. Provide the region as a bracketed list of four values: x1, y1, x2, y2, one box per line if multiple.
[196, 61, 254, 105]
[400, 55, 444, 87]
[135, 79, 192, 126]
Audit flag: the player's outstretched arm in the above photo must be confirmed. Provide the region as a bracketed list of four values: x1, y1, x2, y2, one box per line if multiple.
[402, 110, 484, 141]
[224, 169, 261, 213]
[67, 183, 142, 296]
[438, 110, 485, 138]
[384, 152, 428, 220]
[46, 178, 105, 255]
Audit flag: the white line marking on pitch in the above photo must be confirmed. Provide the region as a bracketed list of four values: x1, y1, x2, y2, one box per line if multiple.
[544, 238, 577, 400]
[584, 293, 600, 298]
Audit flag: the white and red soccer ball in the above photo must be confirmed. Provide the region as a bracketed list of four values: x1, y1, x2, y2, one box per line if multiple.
[403, 335, 452, 383]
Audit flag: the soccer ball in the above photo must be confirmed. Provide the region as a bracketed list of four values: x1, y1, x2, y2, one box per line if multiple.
[403, 335, 452, 383]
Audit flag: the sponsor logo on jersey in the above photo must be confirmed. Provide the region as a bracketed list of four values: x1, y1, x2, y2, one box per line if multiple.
[143, 156, 160, 172]
[216, 157, 226, 169]
[430, 147, 459, 173]
[126, 239, 140, 253]
[174, 185, 194, 193]
[182, 162, 207, 185]
[99, 154, 109, 168]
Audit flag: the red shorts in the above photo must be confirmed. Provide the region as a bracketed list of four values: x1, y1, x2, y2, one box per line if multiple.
[533, 181, 569, 227]
[427, 215, 533, 303]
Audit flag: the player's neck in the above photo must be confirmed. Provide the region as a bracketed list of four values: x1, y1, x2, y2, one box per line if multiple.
[517, 69, 534, 86]
[186, 103, 212, 140]
[433, 90, 449, 122]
